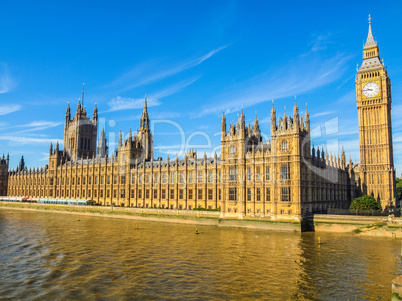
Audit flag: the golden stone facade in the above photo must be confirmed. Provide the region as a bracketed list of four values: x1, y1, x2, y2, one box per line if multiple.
[3, 19, 397, 218]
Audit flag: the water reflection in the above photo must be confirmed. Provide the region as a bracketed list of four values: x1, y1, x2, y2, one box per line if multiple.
[0, 209, 401, 300]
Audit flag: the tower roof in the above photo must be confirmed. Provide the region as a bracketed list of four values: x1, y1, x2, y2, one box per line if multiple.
[364, 15, 377, 48]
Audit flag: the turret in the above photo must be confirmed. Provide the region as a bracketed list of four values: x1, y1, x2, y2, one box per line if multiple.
[305, 104, 310, 132]
[93, 103, 98, 121]
[293, 97, 299, 129]
[118, 131, 122, 149]
[271, 100, 276, 133]
[221, 110, 226, 138]
[341, 146, 346, 169]
[65, 102, 71, 120]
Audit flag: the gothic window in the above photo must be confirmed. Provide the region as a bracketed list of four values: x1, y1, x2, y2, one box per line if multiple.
[218, 189, 221, 200]
[162, 173, 167, 184]
[139, 175, 143, 184]
[153, 189, 157, 198]
[188, 189, 193, 200]
[145, 175, 149, 184]
[107, 189, 110, 198]
[256, 188, 261, 201]
[266, 188, 270, 202]
[208, 172, 213, 183]
[145, 189, 149, 199]
[219, 172, 222, 183]
[162, 189, 166, 199]
[179, 189, 183, 199]
[107, 176, 110, 185]
[198, 189, 203, 199]
[154, 174, 158, 184]
[121, 175, 125, 185]
[282, 140, 288, 151]
[247, 167, 251, 181]
[188, 172, 193, 184]
[229, 167, 237, 181]
[170, 189, 174, 199]
[230, 145, 235, 155]
[198, 171, 203, 183]
[179, 173, 184, 184]
[266, 167, 270, 181]
[281, 165, 290, 180]
[208, 189, 213, 200]
[170, 173, 175, 184]
[282, 187, 291, 202]
[138, 189, 142, 198]
[229, 188, 237, 201]
[247, 188, 251, 201]
[256, 167, 261, 180]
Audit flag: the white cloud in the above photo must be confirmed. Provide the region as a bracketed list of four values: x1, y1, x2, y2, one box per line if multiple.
[193, 51, 353, 117]
[0, 136, 62, 145]
[0, 63, 15, 94]
[106, 96, 161, 112]
[15, 121, 62, 133]
[108, 45, 229, 92]
[0, 104, 21, 116]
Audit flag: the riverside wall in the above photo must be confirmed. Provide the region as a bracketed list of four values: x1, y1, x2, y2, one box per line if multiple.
[1, 202, 402, 236]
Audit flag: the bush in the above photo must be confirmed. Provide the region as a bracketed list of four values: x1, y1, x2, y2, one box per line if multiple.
[350, 195, 382, 211]
[396, 178, 402, 200]
[193, 207, 220, 212]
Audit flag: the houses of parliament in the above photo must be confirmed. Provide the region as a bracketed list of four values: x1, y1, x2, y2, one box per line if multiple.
[0, 18, 397, 219]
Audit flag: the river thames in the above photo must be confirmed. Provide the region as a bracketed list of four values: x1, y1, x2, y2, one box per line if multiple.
[0, 209, 401, 300]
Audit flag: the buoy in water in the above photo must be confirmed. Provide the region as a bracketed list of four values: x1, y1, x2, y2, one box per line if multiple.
[195, 228, 200, 234]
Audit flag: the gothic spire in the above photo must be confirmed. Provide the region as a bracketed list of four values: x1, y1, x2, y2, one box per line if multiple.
[364, 14, 376, 48]
[82, 83, 85, 107]
[143, 94, 148, 115]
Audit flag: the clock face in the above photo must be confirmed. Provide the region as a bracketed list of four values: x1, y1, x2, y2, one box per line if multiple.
[362, 82, 380, 98]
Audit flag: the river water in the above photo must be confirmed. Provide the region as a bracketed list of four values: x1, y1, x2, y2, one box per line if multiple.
[0, 209, 401, 300]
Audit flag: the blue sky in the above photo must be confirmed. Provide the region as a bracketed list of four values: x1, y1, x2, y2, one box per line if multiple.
[1, 0, 402, 175]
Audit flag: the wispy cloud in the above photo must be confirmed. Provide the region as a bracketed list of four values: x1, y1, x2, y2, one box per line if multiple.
[107, 45, 229, 92]
[105, 76, 199, 113]
[105, 96, 161, 112]
[311, 111, 335, 118]
[0, 136, 62, 145]
[0, 104, 21, 116]
[15, 121, 62, 133]
[193, 51, 353, 117]
[0, 63, 15, 94]
[152, 76, 200, 99]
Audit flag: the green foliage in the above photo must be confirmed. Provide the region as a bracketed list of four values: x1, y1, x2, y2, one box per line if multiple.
[193, 207, 220, 212]
[349, 195, 382, 211]
[396, 178, 402, 200]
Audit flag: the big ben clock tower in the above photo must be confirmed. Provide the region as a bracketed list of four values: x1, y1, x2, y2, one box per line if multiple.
[356, 15, 396, 209]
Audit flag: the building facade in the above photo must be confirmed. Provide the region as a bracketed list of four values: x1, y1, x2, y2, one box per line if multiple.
[3, 19, 397, 219]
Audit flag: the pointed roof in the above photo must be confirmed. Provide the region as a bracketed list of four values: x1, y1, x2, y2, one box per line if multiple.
[143, 94, 148, 114]
[364, 14, 377, 48]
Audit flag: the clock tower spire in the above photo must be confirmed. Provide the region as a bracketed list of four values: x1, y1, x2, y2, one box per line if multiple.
[356, 15, 396, 209]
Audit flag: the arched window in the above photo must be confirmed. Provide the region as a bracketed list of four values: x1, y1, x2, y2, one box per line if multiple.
[282, 140, 288, 151]
[230, 145, 235, 155]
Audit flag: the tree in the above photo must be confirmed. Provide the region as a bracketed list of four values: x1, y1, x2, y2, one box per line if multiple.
[396, 178, 402, 200]
[349, 195, 382, 211]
